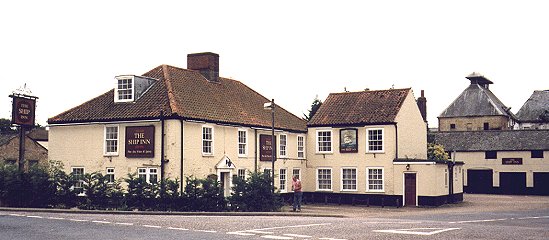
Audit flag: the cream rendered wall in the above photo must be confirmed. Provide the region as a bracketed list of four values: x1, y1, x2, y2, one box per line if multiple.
[393, 164, 453, 197]
[456, 150, 548, 188]
[48, 120, 182, 183]
[306, 125, 397, 195]
[181, 121, 306, 192]
[394, 90, 427, 159]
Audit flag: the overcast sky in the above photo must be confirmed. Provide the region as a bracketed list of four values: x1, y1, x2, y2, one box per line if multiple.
[1, 1, 547, 127]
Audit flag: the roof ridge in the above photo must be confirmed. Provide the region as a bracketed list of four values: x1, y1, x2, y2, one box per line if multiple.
[162, 65, 180, 115]
[330, 88, 411, 95]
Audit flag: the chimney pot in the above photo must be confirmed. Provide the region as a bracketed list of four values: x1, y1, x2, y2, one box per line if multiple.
[187, 52, 219, 82]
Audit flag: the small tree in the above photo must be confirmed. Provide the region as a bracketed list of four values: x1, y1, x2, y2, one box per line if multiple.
[428, 143, 450, 161]
[0, 118, 16, 134]
[303, 96, 322, 121]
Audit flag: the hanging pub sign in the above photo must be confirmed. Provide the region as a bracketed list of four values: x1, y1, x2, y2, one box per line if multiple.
[11, 96, 36, 127]
[340, 128, 358, 153]
[125, 126, 155, 158]
[502, 158, 523, 165]
[260, 134, 277, 161]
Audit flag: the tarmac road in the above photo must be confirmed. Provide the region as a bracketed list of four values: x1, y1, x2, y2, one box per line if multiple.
[0, 194, 548, 240]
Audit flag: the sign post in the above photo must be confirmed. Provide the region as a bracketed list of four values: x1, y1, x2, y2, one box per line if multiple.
[9, 93, 38, 172]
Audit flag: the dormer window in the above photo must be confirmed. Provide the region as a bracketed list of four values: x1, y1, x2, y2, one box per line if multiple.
[115, 76, 134, 102]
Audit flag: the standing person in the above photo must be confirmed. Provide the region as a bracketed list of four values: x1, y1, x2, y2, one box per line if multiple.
[292, 175, 302, 212]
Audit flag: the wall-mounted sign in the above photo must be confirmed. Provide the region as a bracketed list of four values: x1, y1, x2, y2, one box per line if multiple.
[125, 126, 155, 158]
[502, 158, 522, 165]
[260, 134, 277, 161]
[340, 128, 358, 153]
[11, 96, 36, 126]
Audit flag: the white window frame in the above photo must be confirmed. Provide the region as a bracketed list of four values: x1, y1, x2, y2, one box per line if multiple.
[341, 167, 358, 191]
[104, 125, 119, 156]
[106, 167, 115, 183]
[71, 167, 85, 195]
[316, 130, 333, 153]
[279, 168, 287, 192]
[137, 167, 158, 184]
[237, 169, 247, 179]
[316, 168, 333, 191]
[366, 167, 384, 192]
[279, 134, 287, 158]
[292, 168, 301, 182]
[114, 76, 134, 102]
[237, 129, 247, 157]
[202, 126, 214, 156]
[297, 135, 305, 159]
[366, 128, 384, 153]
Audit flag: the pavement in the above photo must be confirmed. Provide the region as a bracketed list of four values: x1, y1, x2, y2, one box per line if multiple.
[1, 194, 548, 218]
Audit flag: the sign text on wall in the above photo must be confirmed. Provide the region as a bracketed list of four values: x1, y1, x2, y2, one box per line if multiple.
[125, 126, 155, 158]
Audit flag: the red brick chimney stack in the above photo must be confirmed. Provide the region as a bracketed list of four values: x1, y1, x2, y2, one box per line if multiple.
[417, 90, 427, 122]
[187, 52, 219, 83]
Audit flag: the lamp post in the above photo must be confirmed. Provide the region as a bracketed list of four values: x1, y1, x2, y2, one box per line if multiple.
[264, 99, 276, 193]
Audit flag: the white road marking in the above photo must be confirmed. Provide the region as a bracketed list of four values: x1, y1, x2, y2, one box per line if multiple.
[26, 215, 43, 219]
[247, 230, 274, 234]
[227, 231, 256, 236]
[449, 218, 508, 224]
[114, 222, 134, 226]
[250, 223, 332, 232]
[92, 220, 111, 224]
[283, 233, 312, 238]
[363, 221, 422, 224]
[261, 235, 293, 240]
[518, 216, 549, 220]
[143, 225, 162, 228]
[48, 217, 65, 220]
[374, 227, 460, 236]
[8, 214, 25, 217]
[167, 227, 188, 231]
[195, 230, 217, 233]
[69, 219, 89, 222]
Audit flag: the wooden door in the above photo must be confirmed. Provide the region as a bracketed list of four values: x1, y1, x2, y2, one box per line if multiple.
[404, 173, 417, 206]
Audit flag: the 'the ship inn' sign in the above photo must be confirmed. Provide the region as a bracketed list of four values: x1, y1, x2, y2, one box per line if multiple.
[125, 126, 155, 158]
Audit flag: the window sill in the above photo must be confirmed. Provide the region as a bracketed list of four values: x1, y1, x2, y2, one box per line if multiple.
[366, 151, 385, 154]
[202, 154, 214, 157]
[104, 153, 119, 157]
[366, 190, 385, 193]
[315, 189, 333, 192]
[316, 152, 333, 155]
[341, 189, 358, 192]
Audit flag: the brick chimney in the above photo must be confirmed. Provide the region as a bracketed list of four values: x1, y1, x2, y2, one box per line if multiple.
[417, 90, 427, 122]
[187, 52, 219, 82]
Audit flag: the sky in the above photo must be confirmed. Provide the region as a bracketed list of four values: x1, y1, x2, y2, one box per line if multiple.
[1, 1, 548, 127]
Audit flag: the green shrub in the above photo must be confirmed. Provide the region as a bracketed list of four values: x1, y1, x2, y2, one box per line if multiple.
[228, 171, 283, 212]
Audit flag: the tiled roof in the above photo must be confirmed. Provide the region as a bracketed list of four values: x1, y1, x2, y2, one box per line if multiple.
[439, 84, 514, 118]
[430, 130, 549, 151]
[48, 65, 306, 132]
[516, 90, 549, 123]
[308, 88, 410, 127]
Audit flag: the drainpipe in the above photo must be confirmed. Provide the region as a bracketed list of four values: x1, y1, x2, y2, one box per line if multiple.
[160, 110, 165, 194]
[394, 123, 398, 160]
[254, 129, 258, 173]
[180, 119, 184, 192]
